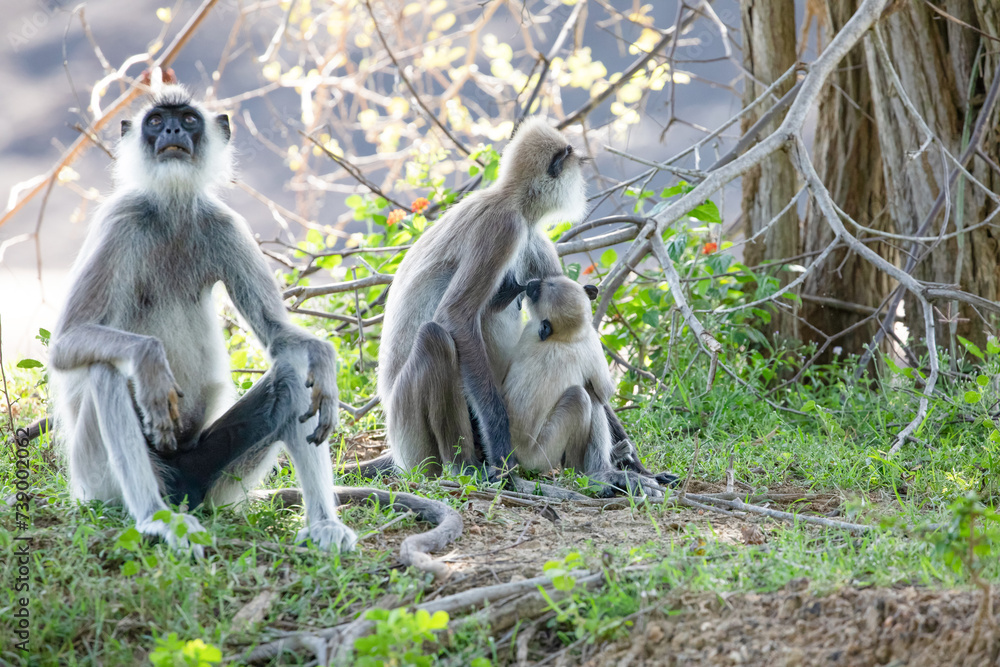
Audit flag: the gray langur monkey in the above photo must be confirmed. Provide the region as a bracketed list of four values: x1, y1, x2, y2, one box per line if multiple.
[374, 117, 587, 478]
[358, 117, 675, 492]
[50, 85, 356, 555]
[503, 276, 654, 495]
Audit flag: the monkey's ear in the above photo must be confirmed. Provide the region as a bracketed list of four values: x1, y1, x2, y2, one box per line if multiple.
[547, 145, 573, 178]
[584, 284, 599, 301]
[216, 115, 232, 143]
[538, 319, 553, 342]
[120, 120, 132, 137]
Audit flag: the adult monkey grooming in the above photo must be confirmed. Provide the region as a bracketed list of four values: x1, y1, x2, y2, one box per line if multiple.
[371, 118, 675, 492]
[50, 85, 356, 555]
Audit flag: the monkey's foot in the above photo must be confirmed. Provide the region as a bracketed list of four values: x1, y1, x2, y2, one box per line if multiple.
[592, 470, 667, 499]
[296, 519, 358, 553]
[650, 471, 680, 487]
[136, 512, 209, 558]
[610, 439, 678, 488]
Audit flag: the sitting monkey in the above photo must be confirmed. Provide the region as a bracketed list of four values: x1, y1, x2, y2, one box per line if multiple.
[502, 276, 654, 495]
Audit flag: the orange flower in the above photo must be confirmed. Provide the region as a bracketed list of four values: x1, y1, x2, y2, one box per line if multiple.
[582, 263, 596, 275]
[387, 209, 406, 226]
[702, 242, 718, 254]
[411, 197, 430, 214]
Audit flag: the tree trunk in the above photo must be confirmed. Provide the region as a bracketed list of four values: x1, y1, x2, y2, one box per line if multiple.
[864, 0, 1000, 354]
[800, 0, 893, 363]
[740, 0, 800, 341]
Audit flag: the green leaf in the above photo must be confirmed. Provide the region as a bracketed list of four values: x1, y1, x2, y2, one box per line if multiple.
[153, 509, 173, 522]
[706, 252, 733, 274]
[965, 391, 982, 404]
[484, 160, 499, 182]
[16, 358, 42, 369]
[641, 311, 660, 328]
[552, 573, 576, 591]
[958, 336, 985, 361]
[690, 200, 722, 223]
[600, 248, 618, 267]
[189, 531, 213, 546]
[121, 560, 140, 576]
[115, 528, 142, 551]
[345, 194, 364, 209]
[977, 375, 989, 387]
[364, 609, 390, 621]
[987, 337, 1000, 355]
[660, 183, 686, 198]
[305, 228, 324, 247]
[36, 328, 50, 340]
[565, 263, 581, 281]
[427, 610, 449, 630]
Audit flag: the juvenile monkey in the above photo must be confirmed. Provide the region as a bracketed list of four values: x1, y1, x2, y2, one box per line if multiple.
[50, 85, 356, 554]
[503, 277, 655, 495]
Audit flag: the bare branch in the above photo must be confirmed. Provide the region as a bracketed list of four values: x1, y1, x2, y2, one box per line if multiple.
[0, 0, 223, 229]
[283, 273, 394, 307]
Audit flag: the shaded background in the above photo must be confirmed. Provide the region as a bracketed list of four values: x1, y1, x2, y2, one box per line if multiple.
[0, 0, 798, 360]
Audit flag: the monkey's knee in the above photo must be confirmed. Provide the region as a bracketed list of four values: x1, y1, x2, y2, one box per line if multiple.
[521, 386, 592, 472]
[412, 322, 460, 375]
[556, 386, 591, 421]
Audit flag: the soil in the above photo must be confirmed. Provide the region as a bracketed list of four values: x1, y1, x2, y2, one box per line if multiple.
[591, 586, 1000, 667]
[357, 477, 1000, 667]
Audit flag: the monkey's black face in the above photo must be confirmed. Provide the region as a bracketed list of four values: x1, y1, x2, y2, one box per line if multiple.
[139, 105, 206, 162]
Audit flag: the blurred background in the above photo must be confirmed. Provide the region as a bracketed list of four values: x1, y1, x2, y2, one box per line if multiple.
[0, 0, 762, 360]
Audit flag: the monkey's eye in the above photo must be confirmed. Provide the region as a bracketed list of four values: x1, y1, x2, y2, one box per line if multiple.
[146, 115, 163, 127]
[183, 113, 199, 125]
[547, 145, 574, 178]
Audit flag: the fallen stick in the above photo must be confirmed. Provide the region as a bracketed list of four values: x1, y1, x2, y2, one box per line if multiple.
[684, 492, 874, 534]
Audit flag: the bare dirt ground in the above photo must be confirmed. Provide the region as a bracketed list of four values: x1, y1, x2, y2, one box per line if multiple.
[343, 467, 999, 667]
[592, 586, 1000, 667]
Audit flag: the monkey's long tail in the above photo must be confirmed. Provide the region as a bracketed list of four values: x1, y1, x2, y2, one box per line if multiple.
[18, 417, 52, 442]
[254, 486, 462, 580]
[338, 452, 396, 479]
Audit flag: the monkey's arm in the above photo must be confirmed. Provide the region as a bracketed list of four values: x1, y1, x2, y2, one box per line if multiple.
[518, 231, 562, 281]
[435, 214, 524, 472]
[489, 271, 526, 312]
[52, 257, 184, 452]
[220, 219, 338, 445]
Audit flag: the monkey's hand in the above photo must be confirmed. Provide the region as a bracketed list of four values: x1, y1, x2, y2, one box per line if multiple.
[489, 271, 528, 312]
[133, 339, 184, 454]
[296, 518, 358, 553]
[136, 511, 210, 558]
[297, 339, 339, 445]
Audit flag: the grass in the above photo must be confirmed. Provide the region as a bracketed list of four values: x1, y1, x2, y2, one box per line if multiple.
[1, 340, 999, 665]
